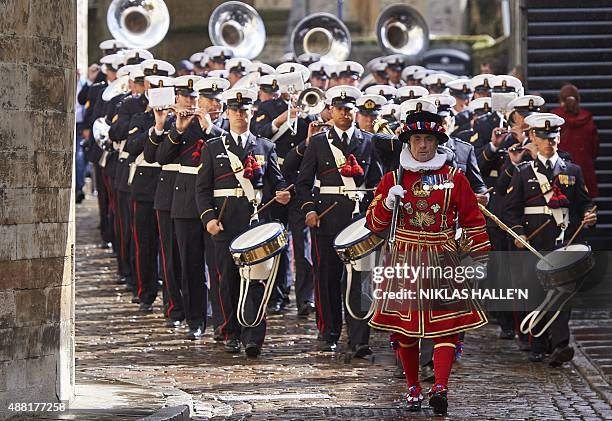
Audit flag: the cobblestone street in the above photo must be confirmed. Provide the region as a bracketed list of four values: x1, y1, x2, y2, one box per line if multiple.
[75, 197, 612, 420]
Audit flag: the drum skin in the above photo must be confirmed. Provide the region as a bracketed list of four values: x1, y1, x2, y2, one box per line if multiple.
[333, 217, 384, 263]
[536, 244, 595, 290]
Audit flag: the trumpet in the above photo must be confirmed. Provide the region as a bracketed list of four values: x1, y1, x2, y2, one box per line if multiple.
[373, 117, 396, 135]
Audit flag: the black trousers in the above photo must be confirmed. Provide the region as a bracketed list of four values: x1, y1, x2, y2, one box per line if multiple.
[530, 310, 571, 354]
[94, 163, 113, 244]
[312, 233, 370, 346]
[487, 226, 516, 331]
[156, 210, 184, 321]
[116, 190, 133, 286]
[102, 174, 117, 255]
[132, 200, 159, 305]
[174, 218, 207, 330]
[214, 236, 266, 346]
[289, 208, 313, 306]
[204, 232, 223, 330]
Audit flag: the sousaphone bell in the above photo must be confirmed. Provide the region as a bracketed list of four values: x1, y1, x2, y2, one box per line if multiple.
[376, 4, 429, 58]
[291, 13, 351, 63]
[209, 1, 266, 59]
[107, 0, 170, 49]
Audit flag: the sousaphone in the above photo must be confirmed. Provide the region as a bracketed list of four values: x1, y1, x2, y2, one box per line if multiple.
[107, 0, 170, 49]
[209, 1, 266, 59]
[376, 4, 429, 58]
[291, 13, 351, 63]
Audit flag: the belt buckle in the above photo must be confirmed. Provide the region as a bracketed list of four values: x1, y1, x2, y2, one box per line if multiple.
[235, 188, 244, 197]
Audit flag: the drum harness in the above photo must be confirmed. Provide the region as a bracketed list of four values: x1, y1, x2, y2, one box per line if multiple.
[325, 134, 376, 320]
[215, 134, 263, 224]
[520, 163, 576, 337]
[215, 134, 279, 327]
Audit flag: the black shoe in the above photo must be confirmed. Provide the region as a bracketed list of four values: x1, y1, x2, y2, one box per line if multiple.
[529, 352, 545, 363]
[499, 329, 515, 340]
[100, 242, 112, 249]
[131, 296, 140, 304]
[518, 339, 531, 352]
[352, 344, 372, 359]
[166, 319, 182, 328]
[213, 327, 224, 342]
[318, 341, 337, 352]
[245, 342, 261, 358]
[428, 385, 448, 416]
[267, 302, 283, 315]
[76, 191, 85, 203]
[139, 303, 153, 313]
[116, 276, 127, 285]
[405, 385, 423, 412]
[224, 339, 241, 353]
[421, 363, 435, 382]
[186, 326, 204, 340]
[549, 345, 574, 367]
[297, 302, 315, 318]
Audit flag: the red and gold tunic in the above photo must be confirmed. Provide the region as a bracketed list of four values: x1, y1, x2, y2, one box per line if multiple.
[366, 164, 490, 338]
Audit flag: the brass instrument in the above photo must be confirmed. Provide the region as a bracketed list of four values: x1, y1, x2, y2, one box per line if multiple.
[375, 4, 429, 58]
[291, 13, 351, 62]
[209, 1, 266, 59]
[107, 0, 169, 49]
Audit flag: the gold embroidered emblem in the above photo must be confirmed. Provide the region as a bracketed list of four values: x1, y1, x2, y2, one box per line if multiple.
[411, 179, 430, 197]
[409, 211, 436, 228]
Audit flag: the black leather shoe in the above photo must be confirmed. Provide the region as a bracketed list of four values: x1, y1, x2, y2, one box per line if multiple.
[529, 352, 545, 362]
[405, 385, 423, 412]
[116, 276, 127, 285]
[297, 302, 315, 318]
[131, 296, 140, 304]
[245, 342, 261, 358]
[224, 339, 241, 353]
[267, 302, 283, 315]
[213, 327, 224, 342]
[318, 341, 337, 352]
[352, 344, 373, 359]
[421, 363, 435, 382]
[166, 319, 182, 328]
[186, 326, 204, 340]
[428, 385, 448, 416]
[549, 345, 574, 367]
[139, 303, 154, 313]
[499, 329, 515, 340]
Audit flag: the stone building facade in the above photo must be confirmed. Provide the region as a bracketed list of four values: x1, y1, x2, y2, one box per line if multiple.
[0, 0, 76, 411]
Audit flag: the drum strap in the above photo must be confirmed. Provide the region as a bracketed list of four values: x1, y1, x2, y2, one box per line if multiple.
[237, 254, 282, 328]
[128, 153, 161, 185]
[327, 133, 363, 217]
[520, 288, 578, 337]
[344, 263, 375, 321]
[221, 135, 262, 222]
[530, 162, 569, 244]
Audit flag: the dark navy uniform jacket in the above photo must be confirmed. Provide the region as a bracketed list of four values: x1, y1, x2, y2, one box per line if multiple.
[195, 132, 287, 241]
[109, 94, 148, 193]
[251, 98, 314, 159]
[125, 110, 159, 203]
[144, 116, 176, 212]
[505, 157, 593, 251]
[157, 117, 228, 219]
[296, 127, 383, 234]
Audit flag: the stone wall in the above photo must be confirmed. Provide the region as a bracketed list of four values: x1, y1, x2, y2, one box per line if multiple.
[0, 0, 76, 412]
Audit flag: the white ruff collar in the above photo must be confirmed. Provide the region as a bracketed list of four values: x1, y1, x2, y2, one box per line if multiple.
[400, 149, 447, 172]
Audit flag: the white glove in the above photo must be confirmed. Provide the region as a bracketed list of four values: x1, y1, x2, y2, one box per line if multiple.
[385, 185, 406, 208]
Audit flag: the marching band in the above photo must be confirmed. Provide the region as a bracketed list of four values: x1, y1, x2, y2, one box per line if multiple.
[77, 8, 599, 412]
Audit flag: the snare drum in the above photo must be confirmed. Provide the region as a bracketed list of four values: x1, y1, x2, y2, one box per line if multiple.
[536, 243, 594, 291]
[230, 222, 288, 267]
[334, 217, 384, 269]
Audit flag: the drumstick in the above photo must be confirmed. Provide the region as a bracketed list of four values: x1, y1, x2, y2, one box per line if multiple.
[340, 187, 376, 192]
[318, 201, 338, 221]
[217, 197, 229, 224]
[478, 203, 551, 264]
[485, 186, 494, 194]
[565, 205, 597, 248]
[250, 184, 294, 218]
[525, 219, 551, 242]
